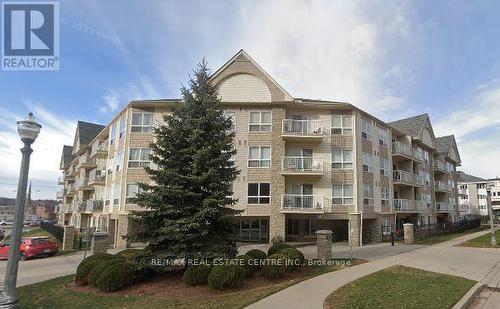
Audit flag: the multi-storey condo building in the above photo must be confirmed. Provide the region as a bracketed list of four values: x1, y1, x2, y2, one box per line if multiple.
[57, 50, 462, 248]
[457, 172, 488, 219]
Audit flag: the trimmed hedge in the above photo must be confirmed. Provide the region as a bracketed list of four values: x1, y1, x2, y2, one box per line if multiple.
[75, 253, 114, 284]
[95, 261, 136, 292]
[115, 249, 143, 263]
[245, 249, 267, 262]
[280, 248, 305, 271]
[182, 265, 212, 286]
[261, 253, 287, 279]
[88, 257, 127, 286]
[236, 254, 259, 277]
[267, 242, 292, 256]
[208, 264, 246, 290]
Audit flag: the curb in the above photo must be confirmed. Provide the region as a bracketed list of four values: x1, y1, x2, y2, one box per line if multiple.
[452, 282, 486, 309]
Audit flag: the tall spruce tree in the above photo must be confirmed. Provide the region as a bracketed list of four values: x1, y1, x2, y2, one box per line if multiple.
[131, 60, 240, 259]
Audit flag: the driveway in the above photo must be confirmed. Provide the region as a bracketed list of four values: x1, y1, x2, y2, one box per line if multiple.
[247, 228, 500, 309]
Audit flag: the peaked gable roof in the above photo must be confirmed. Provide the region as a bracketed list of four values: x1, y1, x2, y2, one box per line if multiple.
[59, 145, 74, 169]
[389, 113, 437, 149]
[436, 135, 461, 164]
[72, 121, 105, 154]
[456, 171, 486, 183]
[210, 49, 293, 102]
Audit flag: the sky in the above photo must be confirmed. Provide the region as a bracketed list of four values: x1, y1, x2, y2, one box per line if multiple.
[1, 0, 500, 199]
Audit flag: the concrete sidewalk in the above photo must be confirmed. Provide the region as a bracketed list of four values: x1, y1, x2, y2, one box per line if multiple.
[247, 228, 500, 309]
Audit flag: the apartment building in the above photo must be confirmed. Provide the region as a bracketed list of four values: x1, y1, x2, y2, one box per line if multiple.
[57, 50, 462, 248]
[457, 172, 488, 219]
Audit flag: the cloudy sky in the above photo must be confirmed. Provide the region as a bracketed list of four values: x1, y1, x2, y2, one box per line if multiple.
[1, 0, 500, 199]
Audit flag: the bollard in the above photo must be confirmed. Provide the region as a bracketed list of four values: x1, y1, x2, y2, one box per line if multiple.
[390, 232, 395, 246]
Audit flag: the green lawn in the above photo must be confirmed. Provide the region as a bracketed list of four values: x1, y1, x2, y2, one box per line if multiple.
[324, 265, 476, 309]
[459, 230, 500, 248]
[17, 259, 363, 309]
[4, 228, 54, 241]
[415, 226, 487, 245]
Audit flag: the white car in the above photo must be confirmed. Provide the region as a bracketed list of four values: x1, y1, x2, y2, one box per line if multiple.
[0, 219, 14, 226]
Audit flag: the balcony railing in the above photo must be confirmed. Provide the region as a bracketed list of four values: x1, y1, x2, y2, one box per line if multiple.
[282, 119, 323, 136]
[56, 191, 64, 199]
[394, 199, 427, 212]
[89, 169, 106, 185]
[433, 160, 447, 173]
[392, 142, 422, 162]
[434, 181, 449, 192]
[78, 155, 97, 169]
[90, 140, 108, 158]
[281, 157, 323, 174]
[393, 170, 424, 187]
[76, 178, 92, 190]
[66, 184, 75, 195]
[436, 202, 451, 212]
[281, 194, 324, 212]
[85, 199, 104, 212]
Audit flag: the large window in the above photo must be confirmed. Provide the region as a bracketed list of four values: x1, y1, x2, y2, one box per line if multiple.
[362, 152, 373, 173]
[378, 126, 388, 147]
[116, 149, 123, 171]
[131, 112, 153, 133]
[381, 187, 390, 207]
[249, 111, 272, 132]
[248, 146, 271, 167]
[363, 184, 374, 207]
[332, 149, 353, 169]
[119, 116, 126, 138]
[113, 184, 120, 206]
[110, 124, 116, 145]
[126, 183, 143, 204]
[361, 117, 372, 140]
[331, 114, 352, 135]
[332, 184, 353, 204]
[247, 183, 270, 204]
[128, 148, 152, 168]
[224, 111, 236, 132]
[380, 157, 389, 176]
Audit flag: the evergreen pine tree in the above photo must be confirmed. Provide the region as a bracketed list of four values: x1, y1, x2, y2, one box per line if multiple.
[131, 60, 240, 259]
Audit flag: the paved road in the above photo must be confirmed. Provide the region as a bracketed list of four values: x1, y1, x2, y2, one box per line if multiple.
[247, 228, 500, 309]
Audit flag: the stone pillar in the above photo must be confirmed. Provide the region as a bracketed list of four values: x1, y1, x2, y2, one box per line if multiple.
[349, 213, 361, 247]
[62, 225, 75, 251]
[316, 230, 333, 259]
[116, 215, 131, 249]
[403, 223, 414, 244]
[91, 232, 110, 254]
[107, 218, 116, 248]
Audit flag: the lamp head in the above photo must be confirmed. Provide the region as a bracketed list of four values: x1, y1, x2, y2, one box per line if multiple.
[17, 113, 42, 143]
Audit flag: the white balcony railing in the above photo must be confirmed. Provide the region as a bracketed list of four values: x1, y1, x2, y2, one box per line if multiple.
[436, 202, 451, 212]
[85, 199, 104, 212]
[281, 194, 324, 211]
[393, 170, 424, 186]
[392, 142, 413, 158]
[434, 160, 447, 172]
[76, 178, 90, 189]
[89, 169, 106, 184]
[434, 181, 449, 192]
[91, 140, 108, 158]
[282, 119, 323, 136]
[394, 199, 426, 212]
[281, 157, 323, 173]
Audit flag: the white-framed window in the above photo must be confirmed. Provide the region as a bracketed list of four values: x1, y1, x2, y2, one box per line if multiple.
[248, 146, 271, 168]
[461, 195, 468, 200]
[331, 114, 352, 135]
[119, 116, 126, 139]
[107, 156, 114, 175]
[332, 184, 353, 204]
[131, 112, 153, 133]
[126, 183, 143, 204]
[459, 184, 468, 190]
[332, 149, 353, 169]
[110, 124, 116, 145]
[105, 186, 111, 206]
[381, 187, 390, 206]
[477, 183, 486, 189]
[361, 117, 372, 140]
[128, 148, 152, 168]
[426, 193, 432, 206]
[423, 150, 429, 164]
[116, 149, 123, 171]
[224, 111, 236, 132]
[362, 152, 373, 173]
[424, 171, 431, 186]
[380, 157, 389, 176]
[363, 184, 374, 207]
[225, 183, 234, 199]
[382, 217, 391, 235]
[247, 183, 270, 204]
[113, 184, 120, 206]
[378, 126, 389, 147]
[249, 111, 272, 132]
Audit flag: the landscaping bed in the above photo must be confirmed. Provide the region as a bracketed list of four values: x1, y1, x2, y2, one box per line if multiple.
[324, 265, 476, 309]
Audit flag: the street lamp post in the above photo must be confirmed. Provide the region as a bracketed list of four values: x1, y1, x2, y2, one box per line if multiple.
[0, 113, 41, 308]
[486, 182, 497, 246]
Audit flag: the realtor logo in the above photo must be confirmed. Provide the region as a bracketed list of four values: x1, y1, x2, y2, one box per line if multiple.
[2, 1, 59, 70]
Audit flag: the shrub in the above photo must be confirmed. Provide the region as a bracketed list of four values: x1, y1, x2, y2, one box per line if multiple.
[182, 265, 212, 286]
[207, 264, 246, 290]
[75, 253, 114, 284]
[267, 242, 292, 256]
[96, 262, 135, 292]
[280, 248, 305, 271]
[245, 249, 267, 262]
[261, 253, 287, 279]
[271, 236, 284, 244]
[88, 257, 127, 286]
[115, 249, 143, 263]
[236, 255, 259, 277]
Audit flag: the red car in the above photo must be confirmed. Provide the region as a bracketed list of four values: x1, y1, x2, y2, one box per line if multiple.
[0, 237, 58, 260]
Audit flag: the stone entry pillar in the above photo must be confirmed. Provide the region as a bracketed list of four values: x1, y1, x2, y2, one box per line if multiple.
[316, 230, 333, 259]
[349, 213, 361, 247]
[403, 223, 415, 244]
[62, 225, 75, 251]
[91, 232, 110, 254]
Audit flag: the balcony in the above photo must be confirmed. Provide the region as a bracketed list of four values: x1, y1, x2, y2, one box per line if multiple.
[56, 191, 64, 199]
[392, 142, 421, 162]
[57, 175, 64, 185]
[66, 184, 75, 196]
[90, 140, 108, 159]
[436, 202, 452, 213]
[393, 170, 424, 187]
[77, 155, 97, 170]
[281, 119, 323, 141]
[433, 160, 449, 174]
[394, 199, 427, 212]
[434, 181, 450, 193]
[85, 199, 104, 212]
[281, 194, 324, 213]
[89, 169, 106, 185]
[76, 178, 94, 191]
[281, 157, 323, 176]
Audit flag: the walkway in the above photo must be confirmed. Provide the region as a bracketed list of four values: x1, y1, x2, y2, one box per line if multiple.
[247, 229, 500, 309]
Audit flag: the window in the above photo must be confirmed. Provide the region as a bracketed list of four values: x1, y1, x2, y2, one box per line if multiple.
[105, 186, 111, 206]
[287, 219, 300, 235]
[424, 171, 431, 186]
[110, 124, 116, 145]
[304, 219, 316, 235]
[380, 157, 389, 176]
[362, 152, 373, 173]
[423, 150, 429, 164]
[381, 187, 390, 206]
[113, 184, 120, 206]
[119, 116, 126, 138]
[477, 183, 486, 189]
[249, 111, 272, 132]
[461, 195, 468, 200]
[126, 183, 142, 204]
[331, 115, 352, 135]
[226, 183, 234, 199]
[459, 184, 468, 190]
[248, 146, 271, 167]
[131, 112, 153, 133]
[247, 183, 270, 204]
[332, 184, 353, 204]
[224, 111, 236, 132]
[107, 156, 114, 175]
[478, 195, 487, 199]
[332, 149, 353, 169]
[382, 217, 391, 235]
[116, 149, 123, 171]
[361, 117, 372, 140]
[378, 127, 389, 147]
[363, 184, 374, 207]
[128, 148, 152, 168]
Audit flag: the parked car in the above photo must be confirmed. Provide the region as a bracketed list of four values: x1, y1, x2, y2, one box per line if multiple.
[0, 237, 59, 260]
[0, 219, 13, 226]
